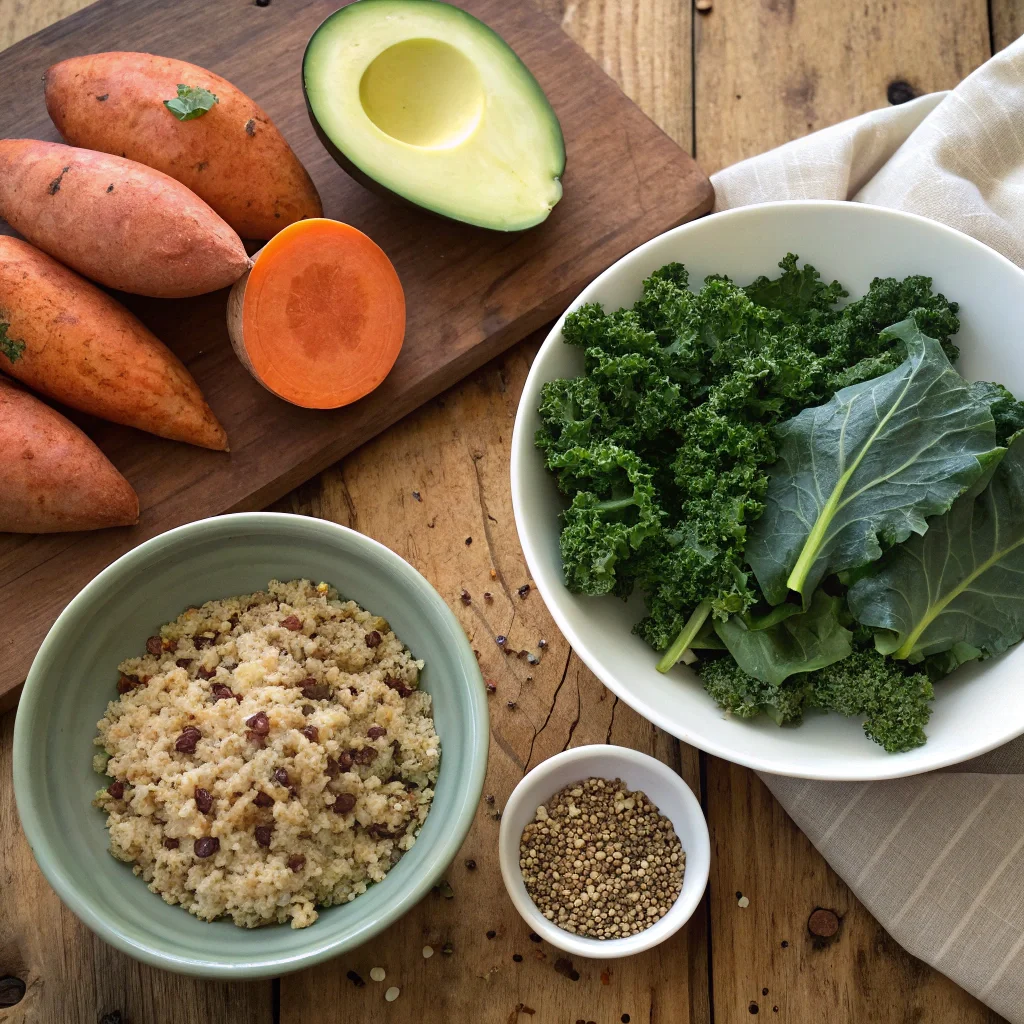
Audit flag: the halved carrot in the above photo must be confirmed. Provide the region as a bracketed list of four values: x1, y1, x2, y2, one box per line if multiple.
[226, 218, 405, 409]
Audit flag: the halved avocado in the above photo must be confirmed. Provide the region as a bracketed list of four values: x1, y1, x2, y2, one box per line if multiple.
[303, 0, 565, 231]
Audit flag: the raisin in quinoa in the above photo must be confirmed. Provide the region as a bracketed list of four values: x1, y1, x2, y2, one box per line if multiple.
[92, 579, 440, 929]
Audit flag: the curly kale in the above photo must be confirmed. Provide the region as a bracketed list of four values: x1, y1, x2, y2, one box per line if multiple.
[537, 255, 962, 669]
[698, 646, 934, 752]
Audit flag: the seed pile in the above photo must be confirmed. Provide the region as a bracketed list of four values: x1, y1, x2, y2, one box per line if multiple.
[519, 777, 684, 939]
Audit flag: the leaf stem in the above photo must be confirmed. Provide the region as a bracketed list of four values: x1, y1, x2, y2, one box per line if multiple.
[657, 600, 712, 673]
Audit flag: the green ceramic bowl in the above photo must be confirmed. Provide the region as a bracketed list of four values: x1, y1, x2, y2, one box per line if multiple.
[13, 513, 489, 978]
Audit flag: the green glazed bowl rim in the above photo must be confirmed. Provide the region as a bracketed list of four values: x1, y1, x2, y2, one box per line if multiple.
[13, 512, 490, 977]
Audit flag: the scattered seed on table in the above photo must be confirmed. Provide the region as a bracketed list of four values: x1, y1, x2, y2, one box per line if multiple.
[738, 896, 750, 908]
[486, 929, 497, 939]
[385, 986, 400, 1002]
[517, 584, 531, 599]
[486, 681, 497, 694]
[483, 591, 493, 602]
[485, 794, 495, 804]
[465, 537, 472, 546]
[422, 945, 434, 958]
[442, 940, 454, 955]
[538, 639, 548, 649]
[507, 700, 517, 710]
[412, 490, 422, 502]
[460, 589, 472, 605]
[526, 653, 539, 665]
[781, 940, 789, 948]
[495, 635, 507, 647]
[520, 777, 685, 940]
[529, 932, 542, 943]
[370, 967, 386, 982]
[490, 569, 497, 579]
[346, 970, 365, 987]
[513, 953, 523, 963]
[465, 859, 477, 870]
[437, 879, 455, 899]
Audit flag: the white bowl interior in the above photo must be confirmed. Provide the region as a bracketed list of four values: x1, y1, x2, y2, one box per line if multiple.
[511, 201, 1024, 780]
[498, 744, 710, 958]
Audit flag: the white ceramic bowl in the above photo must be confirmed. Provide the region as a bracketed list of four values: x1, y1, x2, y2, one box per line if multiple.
[498, 744, 710, 958]
[511, 200, 1024, 781]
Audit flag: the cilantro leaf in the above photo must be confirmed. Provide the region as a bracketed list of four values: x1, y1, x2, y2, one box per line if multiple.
[164, 84, 219, 121]
[0, 320, 25, 363]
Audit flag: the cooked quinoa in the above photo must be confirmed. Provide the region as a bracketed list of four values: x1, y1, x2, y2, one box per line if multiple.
[92, 579, 440, 929]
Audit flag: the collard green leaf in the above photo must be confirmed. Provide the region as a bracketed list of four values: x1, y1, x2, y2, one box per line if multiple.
[745, 320, 999, 605]
[712, 590, 853, 686]
[849, 432, 1024, 661]
[164, 84, 219, 121]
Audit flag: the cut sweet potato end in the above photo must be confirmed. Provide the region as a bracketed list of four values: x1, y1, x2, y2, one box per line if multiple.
[232, 218, 405, 409]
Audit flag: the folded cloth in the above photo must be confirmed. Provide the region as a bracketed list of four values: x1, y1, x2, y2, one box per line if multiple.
[710, 35, 1024, 1023]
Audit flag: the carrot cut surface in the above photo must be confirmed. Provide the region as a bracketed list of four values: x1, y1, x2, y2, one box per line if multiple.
[228, 219, 405, 409]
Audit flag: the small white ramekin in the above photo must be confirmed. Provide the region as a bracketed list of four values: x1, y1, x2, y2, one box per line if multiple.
[498, 744, 710, 958]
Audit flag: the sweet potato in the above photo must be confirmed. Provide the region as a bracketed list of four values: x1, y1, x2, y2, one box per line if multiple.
[0, 238, 228, 450]
[0, 377, 139, 533]
[0, 140, 250, 298]
[45, 52, 323, 240]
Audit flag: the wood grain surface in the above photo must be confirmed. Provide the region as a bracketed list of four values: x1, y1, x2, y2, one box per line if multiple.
[0, 0, 711, 709]
[2, 1, 1022, 1023]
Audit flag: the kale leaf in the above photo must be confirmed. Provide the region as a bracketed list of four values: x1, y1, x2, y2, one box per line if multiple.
[849, 431, 1024, 661]
[745, 321, 1000, 605]
[164, 84, 219, 121]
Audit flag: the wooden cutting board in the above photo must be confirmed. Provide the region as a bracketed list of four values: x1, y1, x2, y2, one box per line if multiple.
[0, 0, 712, 708]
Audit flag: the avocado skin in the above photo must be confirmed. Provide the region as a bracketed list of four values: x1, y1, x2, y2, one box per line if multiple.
[300, 3, 565, 233]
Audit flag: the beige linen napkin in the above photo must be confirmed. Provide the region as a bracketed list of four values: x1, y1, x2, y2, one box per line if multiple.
[709, 36, 1024, 1022]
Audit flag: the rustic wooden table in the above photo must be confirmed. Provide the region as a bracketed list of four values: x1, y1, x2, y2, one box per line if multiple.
[1, 1, 1021, 1021]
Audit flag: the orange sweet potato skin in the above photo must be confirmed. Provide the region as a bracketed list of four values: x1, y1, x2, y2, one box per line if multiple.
[0, 140, 250, 298]
[45, 52, 323, 240]
[0, 238, 228, 451]
[0, 377, 139, 533]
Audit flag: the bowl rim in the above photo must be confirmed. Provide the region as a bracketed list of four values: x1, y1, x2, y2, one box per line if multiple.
[13, 511, 490, 978]
[497, 744, 710, 958]
[510, 199, 1024, 781]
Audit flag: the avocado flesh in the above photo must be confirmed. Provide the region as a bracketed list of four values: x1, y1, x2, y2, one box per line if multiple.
[304, 0, 565, 231]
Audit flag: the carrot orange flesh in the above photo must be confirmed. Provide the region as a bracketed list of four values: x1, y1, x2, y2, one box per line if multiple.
[232, 219, 405, 409]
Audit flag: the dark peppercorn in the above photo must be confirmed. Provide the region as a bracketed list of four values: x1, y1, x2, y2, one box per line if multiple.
[517, 584, 531, 599]
[486, 930, 496, 939]
[460, 589, 472, 605]
[538, 639, 548, 649]
[529, 932, 542, 943]
[781, 940, 789, 948]
[485, 794, 495, 804]
[465, 858, 477, 870]
[345, 968, 364, 986]
[174, 726, 201, 753]
[146, 636, 163, 656]
[194, 836, 219, 858]
[465, 536, 472, 546]
[333, 792, 356, 814]
[367, 725, 386, 740]
[288, 853, 306, 872]
[254, 825, 273, 848]
[163, 837, 180, 850]
[412, 490, 422, 501]
[273, 768, 290, 787]
[365, 630, 382, 648]
[486, 681, 497, 694]
[512, 954, 523, 963]
[749, 1004, 759, 1015]
[194, 788, 213, 814]
[246, 712, 270, 735]
[107, 780, 124, 800]
[507, 700, 517, 710]
[622, 1017, 631, 1023]
[253, 791, 274, 808]
[495, 635, 507, 646]
[483, 592, 493, 602]
[281, 615, 302, 631]
[301, 725, 319, 742]
[887, 79, 916, 105]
